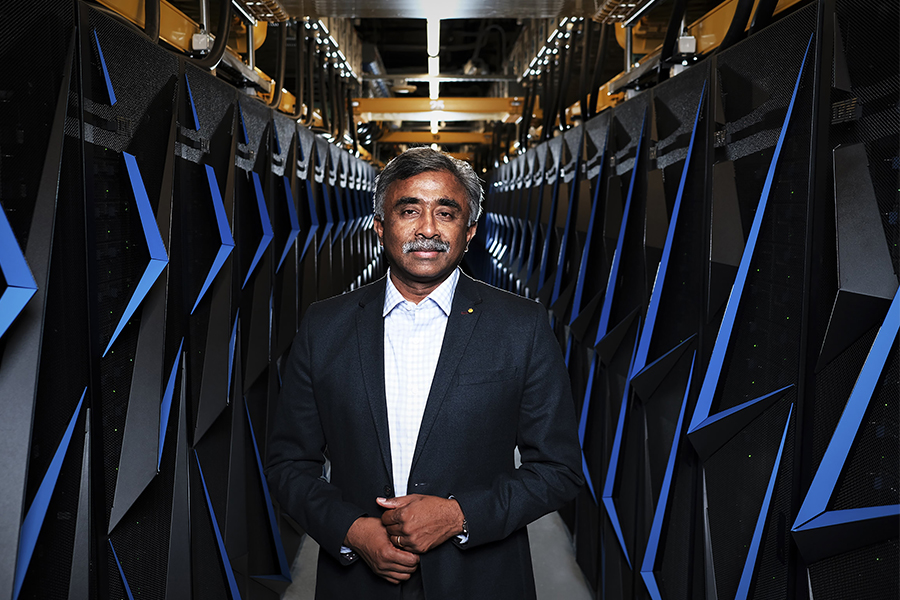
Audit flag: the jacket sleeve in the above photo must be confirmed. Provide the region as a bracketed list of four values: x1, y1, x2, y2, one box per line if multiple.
[450, 303, 585, 549]
[265, 311, 366, 562]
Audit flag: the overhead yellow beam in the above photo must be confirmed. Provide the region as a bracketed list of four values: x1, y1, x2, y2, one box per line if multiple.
[353, 97, 538, 124]
[378, 131, 492, 145]
[96, 0, 268, 53]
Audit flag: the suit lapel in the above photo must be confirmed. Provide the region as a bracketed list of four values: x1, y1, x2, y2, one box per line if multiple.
[410, 274, 484, 473]
[356, 278, 394, 481]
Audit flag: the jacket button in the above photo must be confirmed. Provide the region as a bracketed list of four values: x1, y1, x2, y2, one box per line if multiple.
[383, 485, 393, 497]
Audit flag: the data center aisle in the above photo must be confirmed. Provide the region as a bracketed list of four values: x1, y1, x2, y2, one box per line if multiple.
[281, 512, 593, 599]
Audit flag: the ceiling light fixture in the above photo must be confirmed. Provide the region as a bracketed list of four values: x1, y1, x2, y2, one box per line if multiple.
[427, 18, 440, 58]
[427, 18, 441, 100]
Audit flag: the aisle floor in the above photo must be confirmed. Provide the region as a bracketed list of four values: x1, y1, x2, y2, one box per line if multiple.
[281, 511, 593, 599]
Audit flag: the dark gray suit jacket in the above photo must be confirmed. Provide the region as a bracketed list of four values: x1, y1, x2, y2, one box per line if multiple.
[266, 273, 583, 599]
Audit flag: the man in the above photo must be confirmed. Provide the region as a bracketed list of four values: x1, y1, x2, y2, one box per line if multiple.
[266, 147, 583, 599]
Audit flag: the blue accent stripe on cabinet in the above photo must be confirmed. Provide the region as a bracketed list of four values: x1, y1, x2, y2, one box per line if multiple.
[158, 340, 184, 469]
[601, 330, 641, 568]
[108, 540, 136, 600]
[316, 184, 334, 253]
[633, 82, 706, 374]
[693, 383, 793, 432]
[689, 35, 813, 434]
[243, 172, 274, 289]
[0, 198, 38, 339]
[14, 389, 86, 600]
[570, 127, 610, 325]
[237, 102, 249, 144]
[640, 352, 696, 600]
[796, 505, 899, 531]
[192, 164, 235, 313]
[104, 153, 169, 356]
[245, 404, 292, 580]
[551, 142, 582, 305]
[300, 180, 319, 261]
[538, 155, 562, 290]
[184, 74, 200, 130]
[93, 30, 116, 105]
[194, 451, 243, 599]
[595, 109, 648, 346]
[277, 175, 301, 272]
[331, 185, 346, 243]
[578, 354, 599, 503]
[228, 310, 239, 402]
[735, 404, 793, 600]
[793, 287, 900, 529]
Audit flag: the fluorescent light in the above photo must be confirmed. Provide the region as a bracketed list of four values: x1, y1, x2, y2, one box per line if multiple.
[429, 80, 440, 99]
[427, 18, 440, 57]
[428, 56, 440, 77]
[430, 119, 439, 134]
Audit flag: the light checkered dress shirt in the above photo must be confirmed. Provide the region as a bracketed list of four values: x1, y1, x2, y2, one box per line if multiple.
[383, 268, 460, 497]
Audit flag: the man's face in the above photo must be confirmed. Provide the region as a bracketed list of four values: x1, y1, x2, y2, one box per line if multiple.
[374, 170, 478, 299]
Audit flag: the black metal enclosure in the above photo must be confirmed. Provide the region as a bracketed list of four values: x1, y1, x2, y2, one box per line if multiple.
[0, 0, 897, 598]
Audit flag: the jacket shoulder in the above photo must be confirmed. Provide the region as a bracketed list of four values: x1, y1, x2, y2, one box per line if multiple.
[304, 278, 384, 319]
[461, 276, 547, 317]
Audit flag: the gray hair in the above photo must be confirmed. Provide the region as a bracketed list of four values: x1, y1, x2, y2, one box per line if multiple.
[373, 147, 483, 226]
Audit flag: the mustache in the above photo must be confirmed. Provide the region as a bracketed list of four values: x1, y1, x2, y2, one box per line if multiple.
[402, 238, 451, 253]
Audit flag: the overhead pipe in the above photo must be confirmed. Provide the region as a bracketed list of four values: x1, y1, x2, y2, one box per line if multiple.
[524, 76, 538, 144]
[557, 29, 576, 131]
[346, 84, 359, 152]
[191, 0, 231, 70]
[199, 0, 210, 33]
[518, 75, 535, 151]
[327, 62, 339, 139]
[144, 0, 160, 43]
[540, 51, 557, 141]
[332, 71, 345, 141]
[659, 0, 688, 66]
[587, 24, 609, 119]
[291, 21, 306, 119]
[625, 25, 633, 73]
[578, 19, 593, 122]
[267, 22, 287, 107]
[301, 33, 316, 125]
[317, 48, 331, 133]
[247, 22, 255, 71]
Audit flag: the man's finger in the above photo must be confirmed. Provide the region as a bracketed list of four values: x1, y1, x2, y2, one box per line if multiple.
[379, 571, 412, 584]
[380, 509, 402, 526]
[375, 494, 421, 509]
[385, 546, 420, 567]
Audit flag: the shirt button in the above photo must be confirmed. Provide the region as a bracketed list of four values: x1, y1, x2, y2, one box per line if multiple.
[383, 485, 393, 497]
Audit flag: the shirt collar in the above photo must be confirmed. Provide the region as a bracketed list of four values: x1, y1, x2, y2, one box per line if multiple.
[383, 268, 460, 317]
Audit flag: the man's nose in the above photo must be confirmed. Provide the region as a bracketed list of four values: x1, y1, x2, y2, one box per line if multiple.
[416, 211, 438, 238]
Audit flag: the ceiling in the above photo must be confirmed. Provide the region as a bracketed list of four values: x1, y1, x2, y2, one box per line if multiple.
[276, 0, 595, 19]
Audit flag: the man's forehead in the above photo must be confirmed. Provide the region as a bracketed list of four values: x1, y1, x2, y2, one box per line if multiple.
[386, 171, 466, 200]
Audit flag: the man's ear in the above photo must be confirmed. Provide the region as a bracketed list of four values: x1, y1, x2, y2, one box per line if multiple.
[373, 216, 384, 243]
[465, 222, 478, 246]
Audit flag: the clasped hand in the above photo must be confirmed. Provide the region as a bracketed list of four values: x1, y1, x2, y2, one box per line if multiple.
[377, 494, 464, 554]
[344, 495, 464, 584]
